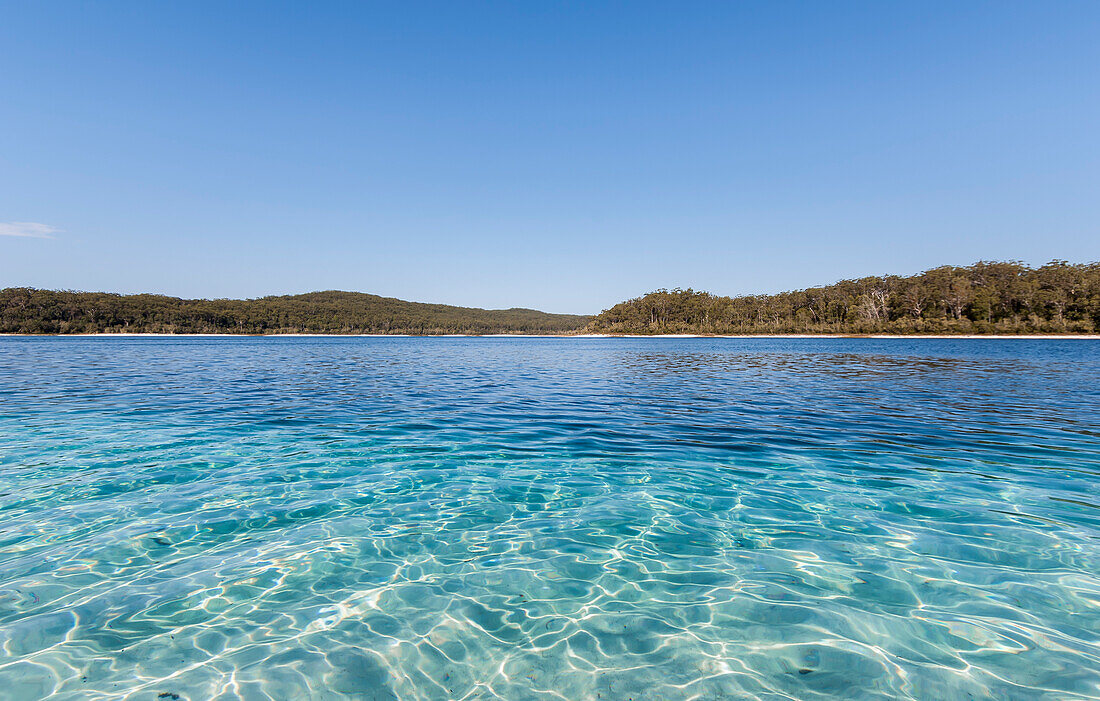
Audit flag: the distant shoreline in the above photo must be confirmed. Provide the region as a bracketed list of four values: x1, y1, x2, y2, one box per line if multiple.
[7, 262, 1099, 336]
[2, 333, 1098, 339]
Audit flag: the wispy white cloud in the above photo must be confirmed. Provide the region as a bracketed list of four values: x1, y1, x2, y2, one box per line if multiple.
[0, 222, 59, 239]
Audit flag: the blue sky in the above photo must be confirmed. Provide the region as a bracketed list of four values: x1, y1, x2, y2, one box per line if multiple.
[1, 2, 1098, 314]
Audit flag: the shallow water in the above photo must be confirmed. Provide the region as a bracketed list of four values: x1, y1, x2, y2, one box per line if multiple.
[1, 337, 1098, 700]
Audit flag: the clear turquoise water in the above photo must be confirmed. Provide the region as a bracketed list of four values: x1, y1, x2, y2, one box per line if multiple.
[1, 338, 1099, 700]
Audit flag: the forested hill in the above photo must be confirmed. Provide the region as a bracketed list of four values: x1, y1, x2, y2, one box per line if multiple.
[0, 289, 591, 335]
[6, 260, 1100, 335]
[589, 261, 1100, 335]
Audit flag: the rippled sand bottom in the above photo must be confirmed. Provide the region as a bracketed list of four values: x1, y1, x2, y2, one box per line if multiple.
[1, 337, 1098, 700]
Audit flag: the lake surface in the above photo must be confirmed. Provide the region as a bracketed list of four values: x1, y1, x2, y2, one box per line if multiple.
[1, 337, 1098, 700]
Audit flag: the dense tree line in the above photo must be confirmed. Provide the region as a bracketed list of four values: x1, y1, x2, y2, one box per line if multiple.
[589, 261, 1100, 335]
[6, 260, 1099, 335]
[0, 289, 590, 335]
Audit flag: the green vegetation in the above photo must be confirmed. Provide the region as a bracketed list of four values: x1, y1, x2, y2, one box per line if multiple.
[589, 261, 1100, 335]
[0, 289, 590, 335]
[5, 260, 1099, 335]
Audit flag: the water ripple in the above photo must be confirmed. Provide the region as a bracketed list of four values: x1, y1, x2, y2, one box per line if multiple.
[0, 337, 1098, 700]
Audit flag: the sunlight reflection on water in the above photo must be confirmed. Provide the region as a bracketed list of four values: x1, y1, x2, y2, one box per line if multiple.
[1, 337, 1098, 700]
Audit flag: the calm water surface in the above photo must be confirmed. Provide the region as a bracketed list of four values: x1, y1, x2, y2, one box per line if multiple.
[1, 338, 1098, 700]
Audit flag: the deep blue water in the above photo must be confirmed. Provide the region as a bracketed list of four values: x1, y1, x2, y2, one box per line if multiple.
[1, 337, 1098, 700]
